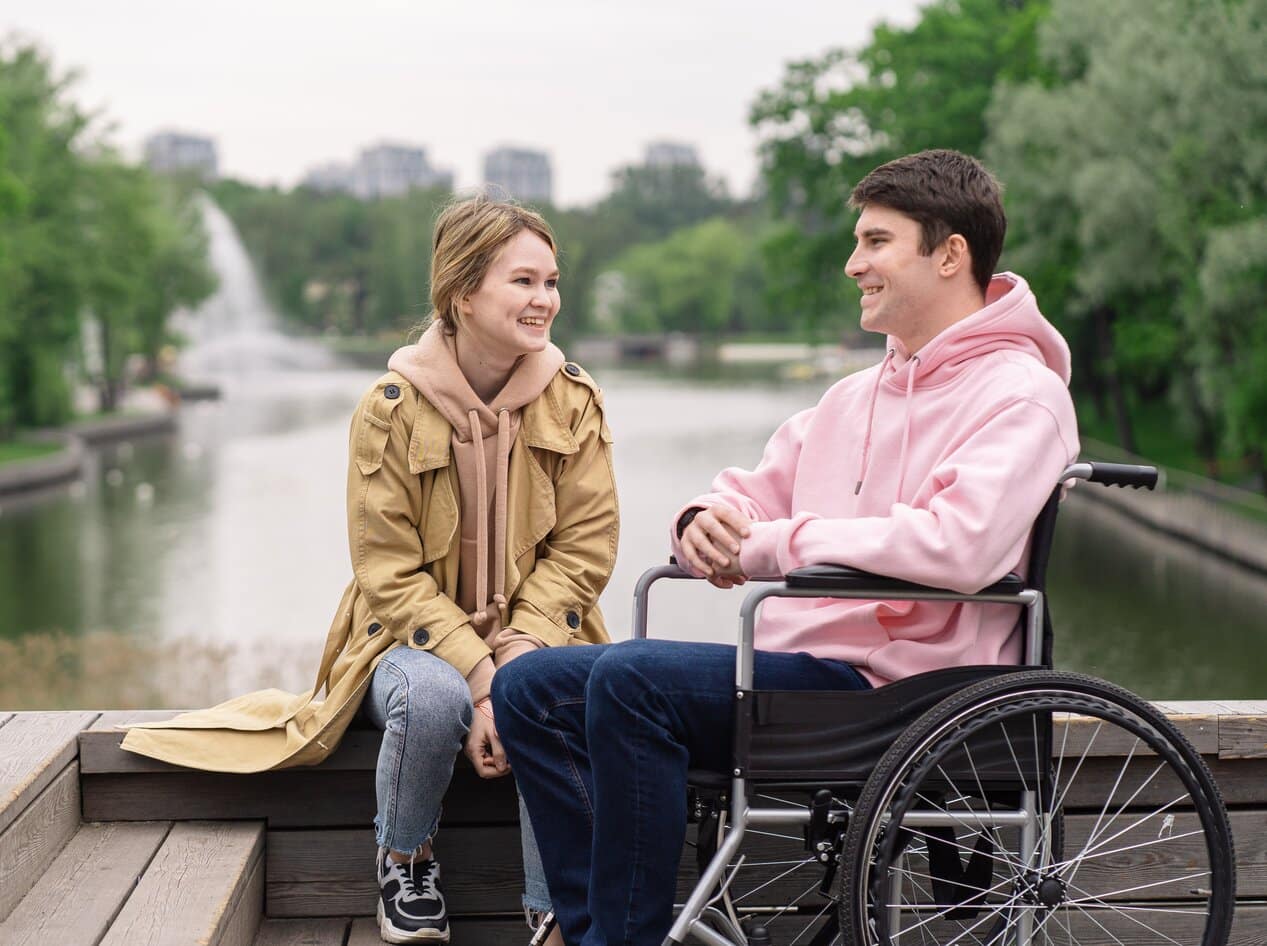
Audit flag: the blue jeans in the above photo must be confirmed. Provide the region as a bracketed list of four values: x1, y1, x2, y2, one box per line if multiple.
[364, 645, 552, 914]
[492, 639, 872, 946]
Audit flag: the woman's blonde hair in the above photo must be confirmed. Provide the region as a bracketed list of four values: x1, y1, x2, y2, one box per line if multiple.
[427, 193, 558, 333]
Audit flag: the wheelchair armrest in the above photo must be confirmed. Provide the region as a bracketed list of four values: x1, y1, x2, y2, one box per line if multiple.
[784, 564, 1026, 596]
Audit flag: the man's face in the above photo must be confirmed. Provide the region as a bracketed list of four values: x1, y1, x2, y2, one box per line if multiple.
[844, 205, 944, 351]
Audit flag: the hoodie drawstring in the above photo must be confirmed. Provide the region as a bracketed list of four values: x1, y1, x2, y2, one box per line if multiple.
[493, 409, 510, 625]
[469, 410, 489, 625]
[895, 355, 920, 500]
[855, 349, 895, 494]
[854, 350, 919, 500]
[469, 408, 512, 627]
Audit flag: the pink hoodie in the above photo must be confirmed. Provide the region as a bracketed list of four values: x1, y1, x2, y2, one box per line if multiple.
[670, 273, 1079, 686]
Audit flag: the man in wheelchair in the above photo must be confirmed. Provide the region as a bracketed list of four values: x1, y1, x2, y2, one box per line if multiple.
[493, 150, 1231, 946]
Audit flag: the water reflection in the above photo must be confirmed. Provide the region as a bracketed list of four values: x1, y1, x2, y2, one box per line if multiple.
[2, 368, 1265, 706]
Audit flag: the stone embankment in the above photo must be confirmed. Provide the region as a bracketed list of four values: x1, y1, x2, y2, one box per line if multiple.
[0, 410, 176, 498]
[1079, 438, 1267, 576]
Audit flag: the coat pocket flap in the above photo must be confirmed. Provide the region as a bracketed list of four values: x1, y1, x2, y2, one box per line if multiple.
[355, 419, 391, 476]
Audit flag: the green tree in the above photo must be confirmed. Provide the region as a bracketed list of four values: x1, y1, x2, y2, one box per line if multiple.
[987, 0, 1267, 473]
[602, 217, 766, 335]
[0, 41, 92, 433]
[749, 0, 1049, 330]
[1, 40, 215, 428]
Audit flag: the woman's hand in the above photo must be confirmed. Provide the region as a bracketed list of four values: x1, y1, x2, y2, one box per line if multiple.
[465, 698, 510, 779]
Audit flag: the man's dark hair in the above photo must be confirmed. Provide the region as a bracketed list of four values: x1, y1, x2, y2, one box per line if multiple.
[849, 150, 1006, 293]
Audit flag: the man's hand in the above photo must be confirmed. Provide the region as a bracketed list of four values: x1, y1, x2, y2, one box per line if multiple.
[465, 699, 510, 779]
[680, 506, 752, 588]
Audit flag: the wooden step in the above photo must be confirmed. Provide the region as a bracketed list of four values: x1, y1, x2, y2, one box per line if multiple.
[252, 917, 349, 946]
[346, 915, 532, 946]
[0, 821, 171, 945]
[79, 710, 518, 828]
[99, 820, 265, 946]
[0, 711, 99, 918]
[0, 711, 99, 834]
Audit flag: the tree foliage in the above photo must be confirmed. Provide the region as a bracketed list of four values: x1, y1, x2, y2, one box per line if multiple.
[987, 0, 1267, 473]
[0, 39, 215, 434]
[749, 0, 1048, 328]
[212, 161, 745, 343]
[600, 217, 771, 335]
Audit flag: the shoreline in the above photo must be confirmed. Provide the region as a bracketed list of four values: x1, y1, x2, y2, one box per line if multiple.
[0, 410, 176, 499]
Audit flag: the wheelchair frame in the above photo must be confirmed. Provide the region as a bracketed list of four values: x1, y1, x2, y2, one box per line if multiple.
[628, 461, 1232, 946]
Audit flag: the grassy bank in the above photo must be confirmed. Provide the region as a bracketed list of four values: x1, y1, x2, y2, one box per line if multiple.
[0, 439, 62, 466]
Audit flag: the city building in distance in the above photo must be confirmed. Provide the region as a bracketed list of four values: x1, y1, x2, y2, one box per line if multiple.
[144, 131, 219, 180]
[300, 143, 454, 199]
[643, 140, 700, 169]
[483, 146, 553, 205]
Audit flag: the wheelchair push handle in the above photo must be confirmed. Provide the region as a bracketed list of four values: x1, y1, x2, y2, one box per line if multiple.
[1064, 461, 1159, 490]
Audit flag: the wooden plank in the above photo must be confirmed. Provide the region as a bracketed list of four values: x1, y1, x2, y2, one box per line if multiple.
[347, 915, 532, 946]
[81, 711, 381, 775]
[1044, 902, 1266, 945]
[253, 917, 349, 946]
[1056, 711, 1218, 757]
[1219, 715, 1267, 759]
[0, 763, 82, 919]
[0, 820, 170, 945]
[82, 763, 517, 827]
[100, 820, 264, 946]
[267, 826, 527, 917]
[1065, 810, 1265, 898]
[267, 823, 727, 919]
[0, 711, 98, 834]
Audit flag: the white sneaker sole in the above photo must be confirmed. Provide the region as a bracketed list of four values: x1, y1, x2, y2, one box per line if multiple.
[377, 900, 451, 943]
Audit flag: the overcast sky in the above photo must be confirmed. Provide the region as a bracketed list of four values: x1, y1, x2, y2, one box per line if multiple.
[4, 1, 925, 207]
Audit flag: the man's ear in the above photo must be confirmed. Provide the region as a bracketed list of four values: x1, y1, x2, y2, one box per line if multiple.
[939, 234, 971, 278]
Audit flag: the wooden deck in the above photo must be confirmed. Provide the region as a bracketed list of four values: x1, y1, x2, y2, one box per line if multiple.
[0, 702, 1264, 945]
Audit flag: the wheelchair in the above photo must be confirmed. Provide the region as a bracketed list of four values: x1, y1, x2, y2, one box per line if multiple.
[630, 462, 1236, 946]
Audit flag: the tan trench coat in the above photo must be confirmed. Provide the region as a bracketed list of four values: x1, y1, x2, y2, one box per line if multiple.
[122, 363, 617, 773]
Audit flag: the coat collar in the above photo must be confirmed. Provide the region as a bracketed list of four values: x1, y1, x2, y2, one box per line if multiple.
[408, 377, 577, 475]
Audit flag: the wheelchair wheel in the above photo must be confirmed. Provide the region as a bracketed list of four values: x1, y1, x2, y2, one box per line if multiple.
[839, 671, 1234, 946]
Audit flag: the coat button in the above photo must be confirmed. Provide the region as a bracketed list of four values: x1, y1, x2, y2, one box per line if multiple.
[368, 622, 382, 636]
[566, 610, 581, 629]
[412, 627, 430, 646]
[384, 384, 401, 399]
[564, 363, 581, 377]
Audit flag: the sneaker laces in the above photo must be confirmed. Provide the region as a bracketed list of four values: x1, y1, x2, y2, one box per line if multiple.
[401, 860, 438, 900]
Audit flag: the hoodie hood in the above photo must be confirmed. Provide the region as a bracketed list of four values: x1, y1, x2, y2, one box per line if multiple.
[855, 273, 1071, 496]
[884, 273, 1071, 386]
[387, 321, 565, 441]
[386, 321, 565, 633]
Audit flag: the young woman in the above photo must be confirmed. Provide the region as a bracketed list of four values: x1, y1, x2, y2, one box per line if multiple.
[123, 195, 619, 945]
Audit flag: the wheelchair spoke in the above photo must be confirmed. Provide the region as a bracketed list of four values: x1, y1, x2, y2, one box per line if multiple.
[1000, 718, 1031, 795]
[1062, 871, 1214, 908]
[1063, 901, 1133, 946]
[746, 828, 808, 843]
[892, 885, 1027, 946]
[1051, 826, 1205, 873]
[788, 895, 837, 945]
[1066, 897, 1189, 946]
[1080, 732, 1141, 852]
[729, 857, 819, 905]
[1062, 759, 1169, 865]
[1058, 789, 1188, 883]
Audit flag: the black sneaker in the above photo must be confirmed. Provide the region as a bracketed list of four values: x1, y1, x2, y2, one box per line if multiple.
[376, 847, 450, 943]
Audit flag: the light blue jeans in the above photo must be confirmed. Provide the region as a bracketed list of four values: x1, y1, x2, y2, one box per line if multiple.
[364, 645, 552, 914]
